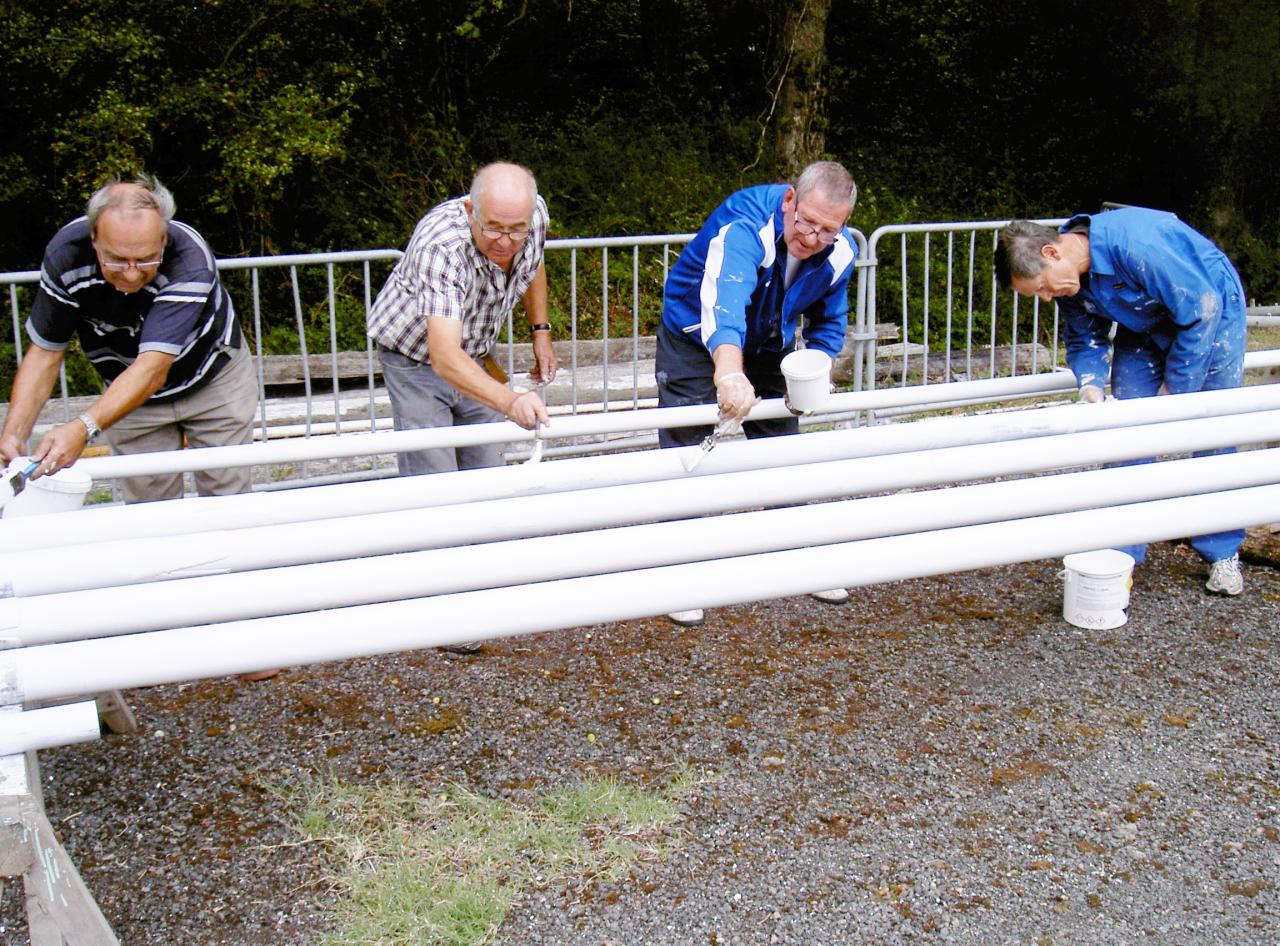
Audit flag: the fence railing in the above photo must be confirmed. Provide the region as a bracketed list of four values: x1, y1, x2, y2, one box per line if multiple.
[863, 219, 1069, 389]
[5, 219, 1277, 490]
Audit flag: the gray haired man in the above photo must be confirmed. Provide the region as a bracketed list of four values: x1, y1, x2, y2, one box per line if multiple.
[367, 162, 558, 476]
[0, 173, 255, 503]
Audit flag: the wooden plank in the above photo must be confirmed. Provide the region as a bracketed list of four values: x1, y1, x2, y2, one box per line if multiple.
[257, 337, 663, 387]
[93, 693, 137, 736]
[16, 802, 121, 946]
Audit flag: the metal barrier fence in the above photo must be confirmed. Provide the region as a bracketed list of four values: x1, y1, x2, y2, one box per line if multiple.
[4, 220, 1275, 488]
[863, 219, 1069, 391]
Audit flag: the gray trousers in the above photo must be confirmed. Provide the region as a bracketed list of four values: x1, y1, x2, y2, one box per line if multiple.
[107, 344, 257, 503]
[378, 345, 505, 476]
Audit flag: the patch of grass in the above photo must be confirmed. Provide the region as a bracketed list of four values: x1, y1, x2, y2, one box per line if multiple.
[284, 770, 695, 946]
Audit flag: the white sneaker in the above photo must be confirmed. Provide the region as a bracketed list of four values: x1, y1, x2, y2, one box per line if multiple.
[1206, 555, 1243, 596]
[668, 609, 705, 627]
[810, 588, 850, 604]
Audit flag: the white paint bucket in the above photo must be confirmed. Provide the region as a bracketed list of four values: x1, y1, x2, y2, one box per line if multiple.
[1061, 548, 1135, 629]
[2, 463, 93, 518]
[780, 349, 832, 413]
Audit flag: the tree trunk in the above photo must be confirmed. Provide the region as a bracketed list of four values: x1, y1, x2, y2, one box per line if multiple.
[773, 0, 833, 180]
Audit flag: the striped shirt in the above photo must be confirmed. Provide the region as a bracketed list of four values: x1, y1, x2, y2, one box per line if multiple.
[28, 217, 242, 403]
[367, 195, 548, 362]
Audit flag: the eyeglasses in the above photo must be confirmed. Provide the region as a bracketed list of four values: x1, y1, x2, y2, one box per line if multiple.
[792, 210, 842, 245]
[98, 258, 163, 272]
[478, 225, 531, 242]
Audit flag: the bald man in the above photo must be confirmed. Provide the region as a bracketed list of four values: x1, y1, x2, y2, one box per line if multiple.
[368, 161, 558, 475]
[1, 173, 255, 502]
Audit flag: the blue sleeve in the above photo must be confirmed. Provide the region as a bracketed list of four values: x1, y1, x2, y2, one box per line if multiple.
[1061, 295, 1112, 390]
[1110, 239, 1225, 394]
[701, 221, 766, 352]
[800, 266, 851, 358]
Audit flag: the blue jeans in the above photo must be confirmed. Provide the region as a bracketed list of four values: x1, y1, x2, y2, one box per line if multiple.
[1110, 316, 1246, 565]
[378, 346, 505, 475]
[655, 324, 798, 448]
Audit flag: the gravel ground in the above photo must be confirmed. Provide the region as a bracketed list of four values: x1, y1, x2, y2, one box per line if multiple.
[1, 535, 1277, 946]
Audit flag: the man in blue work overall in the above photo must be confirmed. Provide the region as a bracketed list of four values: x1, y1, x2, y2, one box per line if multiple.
[995, 209, 1248, 596]
[656, 160, 858, 626]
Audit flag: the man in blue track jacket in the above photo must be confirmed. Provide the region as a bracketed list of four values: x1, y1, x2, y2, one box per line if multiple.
[658, 160, 857, 446]
[995, 209, 1248, 596]
[657, 161, 858, 625]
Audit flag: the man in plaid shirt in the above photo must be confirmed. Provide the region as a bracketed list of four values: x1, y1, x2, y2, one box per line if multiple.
[368, 162, 557, 475]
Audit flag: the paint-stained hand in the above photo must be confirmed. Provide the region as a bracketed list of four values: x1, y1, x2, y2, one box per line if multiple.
[1078, 385, 1105, 404]
[715, 372, 756, 423]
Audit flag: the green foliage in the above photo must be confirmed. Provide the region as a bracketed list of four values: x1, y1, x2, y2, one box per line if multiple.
[0, 0, 1276, 306]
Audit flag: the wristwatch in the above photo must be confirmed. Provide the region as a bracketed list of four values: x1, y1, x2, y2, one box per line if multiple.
[77, 412, 101, 444]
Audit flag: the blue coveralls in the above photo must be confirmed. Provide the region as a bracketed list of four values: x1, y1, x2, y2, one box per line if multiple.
[1057, 208, 1247, 564]
[656, 184, 855, 447]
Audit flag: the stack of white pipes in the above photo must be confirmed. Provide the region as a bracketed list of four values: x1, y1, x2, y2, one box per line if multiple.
[3, 377, 1280, 753]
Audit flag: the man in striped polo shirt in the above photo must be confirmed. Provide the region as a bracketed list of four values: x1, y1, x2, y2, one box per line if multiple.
[368, 162, 557, 476]
[0, 173, 256, 503]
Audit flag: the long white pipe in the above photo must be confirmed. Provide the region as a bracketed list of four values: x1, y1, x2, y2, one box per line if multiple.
[64, 349, 1280, 481]
[4, 410, 1278, 597]
[7, 484, 1280, 703]
[7, 383, 1280, 554]
[4, 447, 1278, 647]
[74, 372, 1076, 479]
[0, 702, 100, 755]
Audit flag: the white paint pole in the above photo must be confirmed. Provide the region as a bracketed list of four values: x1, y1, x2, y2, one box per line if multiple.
[65, 348, 1280, 482]
[74, 372, 1076, 480]
[3, 410, 1279, 597]
[6, 384, 1280, 553]
[3, 447, 1278, 646]
[7, 484, 1280, 703]
[0, 702, 100, 755]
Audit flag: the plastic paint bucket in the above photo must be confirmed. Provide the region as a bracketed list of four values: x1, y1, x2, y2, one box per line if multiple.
[780, 349, 832, 413]
[1061, 549, 1135, 629]
[2, 464, 93, 518]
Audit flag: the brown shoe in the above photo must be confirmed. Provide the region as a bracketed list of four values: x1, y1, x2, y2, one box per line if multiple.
[241, 669, 283, 682]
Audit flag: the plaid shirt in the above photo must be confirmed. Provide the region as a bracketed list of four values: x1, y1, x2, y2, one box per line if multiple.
[367, 195, 548, 362]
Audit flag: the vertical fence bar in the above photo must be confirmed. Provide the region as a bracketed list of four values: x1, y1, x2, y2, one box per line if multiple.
[9, 284, 22, 362]
[326, 263, 342, 436]
[289, 266, 312, 482]
[944, 232, 954, 383]
[632, 245, 640, 410]
[899, 233, 909, 387]
[363, 261, 377, 434]
[1031, 296, 1041, 374]
[601, 246, 609, 413]
[989, 230, 999, 379]
[251, 268, 268, 444]
[325, 263, 345, 478]
[570, 248, 579, 448]
[921, 232, 931, 385]
[1013, 294, 1024, 376]
[1051, 300, 1060, 370]
[965, 230, 976, 380]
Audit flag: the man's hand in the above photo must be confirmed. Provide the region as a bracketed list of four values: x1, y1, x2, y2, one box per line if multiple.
[505, 390, 551, 430]
[530, 329, 558, 383]
[1078, 385, 1105, 404]
[28, 419, 90, 478]
[715, 371, 757, 423]
[0, 432, 27, 466]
